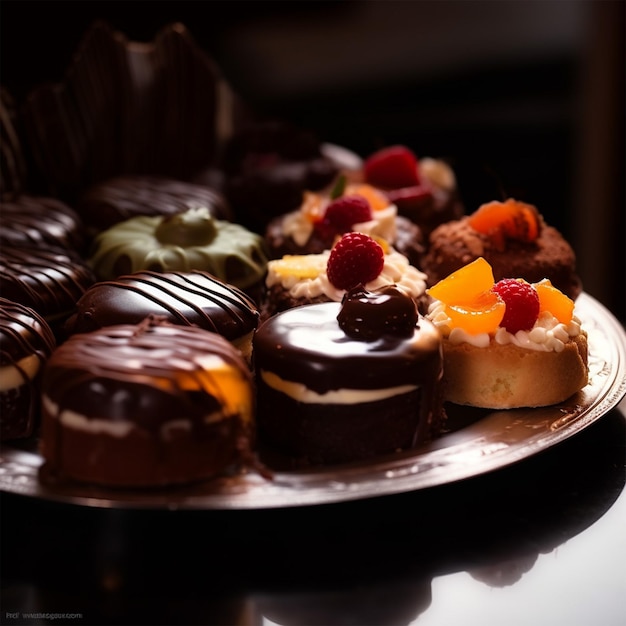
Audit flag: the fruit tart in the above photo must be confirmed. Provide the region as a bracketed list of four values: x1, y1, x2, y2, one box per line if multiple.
[425, 257, 588, 409]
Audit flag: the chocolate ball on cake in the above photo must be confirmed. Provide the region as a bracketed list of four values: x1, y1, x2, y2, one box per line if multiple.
[40, 318, 256, 487]
[253, 286, 444, 466]
[0, 298, 56, 441]
[64, 270, 260, 363]
[0, 195, 87, 254]
[422, 198, 582, 300]
[0, 246, 96, 341]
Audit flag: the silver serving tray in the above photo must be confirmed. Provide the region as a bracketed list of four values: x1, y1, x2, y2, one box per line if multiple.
[1, 292, 624, 510]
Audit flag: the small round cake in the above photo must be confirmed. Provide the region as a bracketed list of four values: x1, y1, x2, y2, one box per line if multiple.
[359, 145, 465, 239]
[0, 195, 87, 253]
[0, 298, 56, 441]
[64, 270, 260, 362]
[253, 286, 444, 466]
[425, 257, 589, 408]
[0, 246, 96, 339]
[222, 120, 340, 233]
[78, 175, 232, 234]
[422, 198, 582, 300]
[264, 181, 424, 266]
[262, 232, 429, 319]
[40, 318, 256, 487]
[87, 206, 269, 298]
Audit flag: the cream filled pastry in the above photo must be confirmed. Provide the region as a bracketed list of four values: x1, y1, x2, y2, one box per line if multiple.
[425, 257, 588, 409]
[262, 232, 429, 319]
[265, 181, 424, 266]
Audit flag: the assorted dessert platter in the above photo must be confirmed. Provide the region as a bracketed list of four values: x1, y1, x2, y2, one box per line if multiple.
[1, 21, 625, 510]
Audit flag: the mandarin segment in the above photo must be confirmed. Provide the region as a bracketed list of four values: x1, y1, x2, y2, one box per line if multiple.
[270, 254, 327, 280]
[426, 257, 495, 305]
[445, 291, 505, 335]
[345, 183, 390, 212]
[534, 279, 574, 324]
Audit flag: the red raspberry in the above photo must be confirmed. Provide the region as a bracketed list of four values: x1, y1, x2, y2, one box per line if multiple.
[363, 145, 420, 188]
[323, 194, 373, 233]
[492, 279, 540, 333]
[327, 233, 385, 290]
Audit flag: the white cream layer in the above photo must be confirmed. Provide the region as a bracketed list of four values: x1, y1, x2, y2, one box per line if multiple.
[42, 395, 229, 440]
[260, 370, 417, 405]
[0, 355, 41, 392]
[266, 249, 427, 302]
[427, 301, 582, 353]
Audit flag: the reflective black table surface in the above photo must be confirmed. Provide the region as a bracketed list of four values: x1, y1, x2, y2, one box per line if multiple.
[2, 398, 624, 626]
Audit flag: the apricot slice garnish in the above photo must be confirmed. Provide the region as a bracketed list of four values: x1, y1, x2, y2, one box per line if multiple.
[270, 254, 326, 280]
[468, 198, 540, 246]
[426, 257, 495, 305]
[534, 279, 574, 324]
[302, 191, 326, 223]
[445, 290, 505, 335]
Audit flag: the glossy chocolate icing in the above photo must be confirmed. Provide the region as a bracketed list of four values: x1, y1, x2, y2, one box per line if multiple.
[78, 175, 231, 233]
[254, 301, 442, 395]
[0, 247, 96, 322]
[64, 270, 259, 339]
[0, 298, 56, 440]
[0, 195, 87, 253]
[43, 319, 252, 435]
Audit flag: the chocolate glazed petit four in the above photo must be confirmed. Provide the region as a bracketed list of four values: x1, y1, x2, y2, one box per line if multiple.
[40, 318, 257, 487]
[253, 285, 444, 466]
[0, 298, 56, 441]
[64, 270, 260, 362]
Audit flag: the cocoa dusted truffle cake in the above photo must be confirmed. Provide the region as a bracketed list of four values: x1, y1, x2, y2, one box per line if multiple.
[40, 318, 256, 487]
[422, 198, 582, 300]
[253, 285, 444, 466]
[64, 270, 260, 362]
[425, 257, 588, 409]
[1, 298, 56, 441]
[87, 206, 268, 300]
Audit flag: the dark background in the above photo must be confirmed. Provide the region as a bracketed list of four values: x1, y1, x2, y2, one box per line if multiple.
[1, 0, 624, 321]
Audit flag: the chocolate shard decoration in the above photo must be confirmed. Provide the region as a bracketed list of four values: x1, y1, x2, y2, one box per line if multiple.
[21, 21, 223, 202]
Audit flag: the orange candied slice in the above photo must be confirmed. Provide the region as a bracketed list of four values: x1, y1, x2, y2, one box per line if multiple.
[534, 279, 574, 324]
[426, 257, 496, 305]
[345, 183, 390, 212]
[270, 254, 327, 280]
[446, 290, 505, 335]
[468, 198, 540, 245]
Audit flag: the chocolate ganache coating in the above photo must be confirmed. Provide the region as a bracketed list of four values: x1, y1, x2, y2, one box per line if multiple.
[0, 195, 87, 253]
[64, 270, 259, 340]
[254, 302, 442, 395]
[78, 175, 232, 234]
[43, 320, 252, 434]
[0, 247, 96, 330]
[1, 298, 56, 441]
